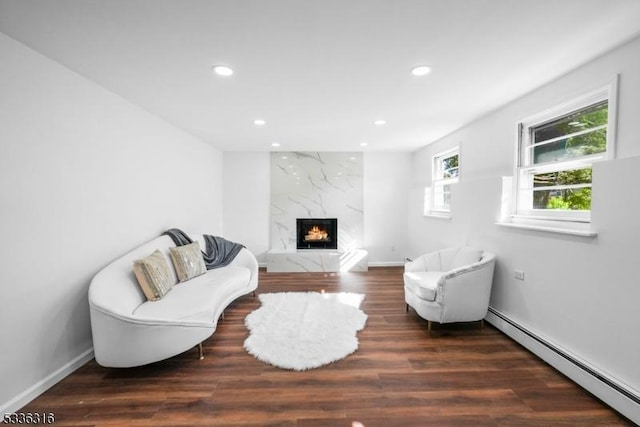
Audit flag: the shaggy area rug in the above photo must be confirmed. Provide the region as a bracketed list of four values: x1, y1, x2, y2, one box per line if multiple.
[244, 292, 367, 371]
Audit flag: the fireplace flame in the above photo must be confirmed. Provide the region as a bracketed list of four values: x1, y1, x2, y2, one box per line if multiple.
[304, 225, 329, 241]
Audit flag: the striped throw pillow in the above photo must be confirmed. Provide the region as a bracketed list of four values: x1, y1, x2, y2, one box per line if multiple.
[169, 242, 207, 282]
[133, 250, 175, 301]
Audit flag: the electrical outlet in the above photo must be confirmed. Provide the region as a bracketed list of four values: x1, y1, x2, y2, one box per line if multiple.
[514, 270, 525, 280]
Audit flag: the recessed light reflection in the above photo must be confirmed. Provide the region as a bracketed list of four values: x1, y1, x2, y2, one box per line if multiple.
[271, 142, 280, 147]
[212, 65, 234, 76]
[411, 65, 431, 76]
[374, 120, 386, 126]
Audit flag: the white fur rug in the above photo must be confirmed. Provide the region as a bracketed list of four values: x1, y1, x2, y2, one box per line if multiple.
[244, 292, 367, 371]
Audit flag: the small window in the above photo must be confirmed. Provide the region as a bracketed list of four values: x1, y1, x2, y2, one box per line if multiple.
[514, 81, 616, 223]
[429, 148, 459, 213]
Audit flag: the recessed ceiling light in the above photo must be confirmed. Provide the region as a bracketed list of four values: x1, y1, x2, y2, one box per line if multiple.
[360, 142, 368, 147]
[212, 65, 234, 76]
[272, 142, 281, 147]
[374, 120, 387, 126]
[411, 65, 431, 76]
[254, 119, 266, 126]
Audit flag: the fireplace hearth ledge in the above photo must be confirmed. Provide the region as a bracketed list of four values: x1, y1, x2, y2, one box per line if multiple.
[266, 249, 368, 273]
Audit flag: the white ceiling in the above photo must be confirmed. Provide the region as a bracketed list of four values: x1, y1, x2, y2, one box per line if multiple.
[1, 0, 640, 152]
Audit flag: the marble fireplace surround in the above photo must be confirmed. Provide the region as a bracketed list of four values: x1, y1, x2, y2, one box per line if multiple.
[268, 152, 367, 272]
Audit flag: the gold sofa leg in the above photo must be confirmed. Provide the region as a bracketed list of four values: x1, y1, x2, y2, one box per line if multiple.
[427, 320, 432, 332]
[197, 342, 204, 360]
[480, 319, 485, 330]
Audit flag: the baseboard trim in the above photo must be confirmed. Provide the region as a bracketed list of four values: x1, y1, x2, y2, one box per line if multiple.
[1, 347, 94, 416]
[367, 261, 405, 267]
[260, 261, 404, 269]
[486, 307, 639, 424]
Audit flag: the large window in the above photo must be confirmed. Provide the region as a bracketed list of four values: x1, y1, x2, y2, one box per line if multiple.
[429, 148, 459, 213]
[514, 81, 616, 223]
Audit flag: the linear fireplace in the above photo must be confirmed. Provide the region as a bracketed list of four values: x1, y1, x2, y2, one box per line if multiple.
[296, 218, 338, 250]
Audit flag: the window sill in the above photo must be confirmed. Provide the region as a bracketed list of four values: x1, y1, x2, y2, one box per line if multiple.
[496, 219, 597, 237]
[424, 211, 452, 220]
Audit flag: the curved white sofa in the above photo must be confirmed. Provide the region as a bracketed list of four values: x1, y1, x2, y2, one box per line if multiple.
[88, 233, 258, 368]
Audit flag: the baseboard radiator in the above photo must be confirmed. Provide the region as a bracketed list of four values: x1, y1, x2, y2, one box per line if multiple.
[486, 307, 640, 424]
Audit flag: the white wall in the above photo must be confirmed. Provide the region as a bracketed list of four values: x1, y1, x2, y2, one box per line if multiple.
[408, 35, 640, 421]
[0, 33, 223, 412]
[364, 152, 412, 264]
[222, 151, 411, 265]
[222, 152, 271, 261]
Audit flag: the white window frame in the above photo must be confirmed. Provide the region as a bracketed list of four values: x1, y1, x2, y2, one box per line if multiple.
[512, 77, 618, 224]
[429, 147, 459, 214]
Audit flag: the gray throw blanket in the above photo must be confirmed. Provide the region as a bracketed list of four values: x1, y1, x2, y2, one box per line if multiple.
[162, 228, 245, 270]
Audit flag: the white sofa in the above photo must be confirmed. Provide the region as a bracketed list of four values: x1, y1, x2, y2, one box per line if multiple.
[88, 234, 258, 367]
[404, 247, 496, 331]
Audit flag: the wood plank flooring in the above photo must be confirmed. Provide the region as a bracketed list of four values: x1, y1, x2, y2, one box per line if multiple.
[22, 267, 632, 426]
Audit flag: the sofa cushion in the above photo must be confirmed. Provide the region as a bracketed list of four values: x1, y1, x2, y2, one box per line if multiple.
[132, 249, 176, 301]
[169, 242, 207, 282]
[450, 247, 483, 269]
[133, 266, 251, 322]
[403, 271, 445, 302]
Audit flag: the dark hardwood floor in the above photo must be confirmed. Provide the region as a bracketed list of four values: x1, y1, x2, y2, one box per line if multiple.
[22, 267, 632, 426]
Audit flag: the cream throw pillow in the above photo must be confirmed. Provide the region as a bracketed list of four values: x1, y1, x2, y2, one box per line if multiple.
[133, 249, 175, 301]
[169, 242, 207, 282]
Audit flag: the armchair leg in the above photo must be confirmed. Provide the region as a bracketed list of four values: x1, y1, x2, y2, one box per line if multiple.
[197, 342, 204, 360]
[480, 319, 485, 330]
[406, 303, 409, 312]
[427, 320, 432, 332]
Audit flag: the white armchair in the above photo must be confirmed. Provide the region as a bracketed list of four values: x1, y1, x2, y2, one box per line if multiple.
[404, 247, 496, 331]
